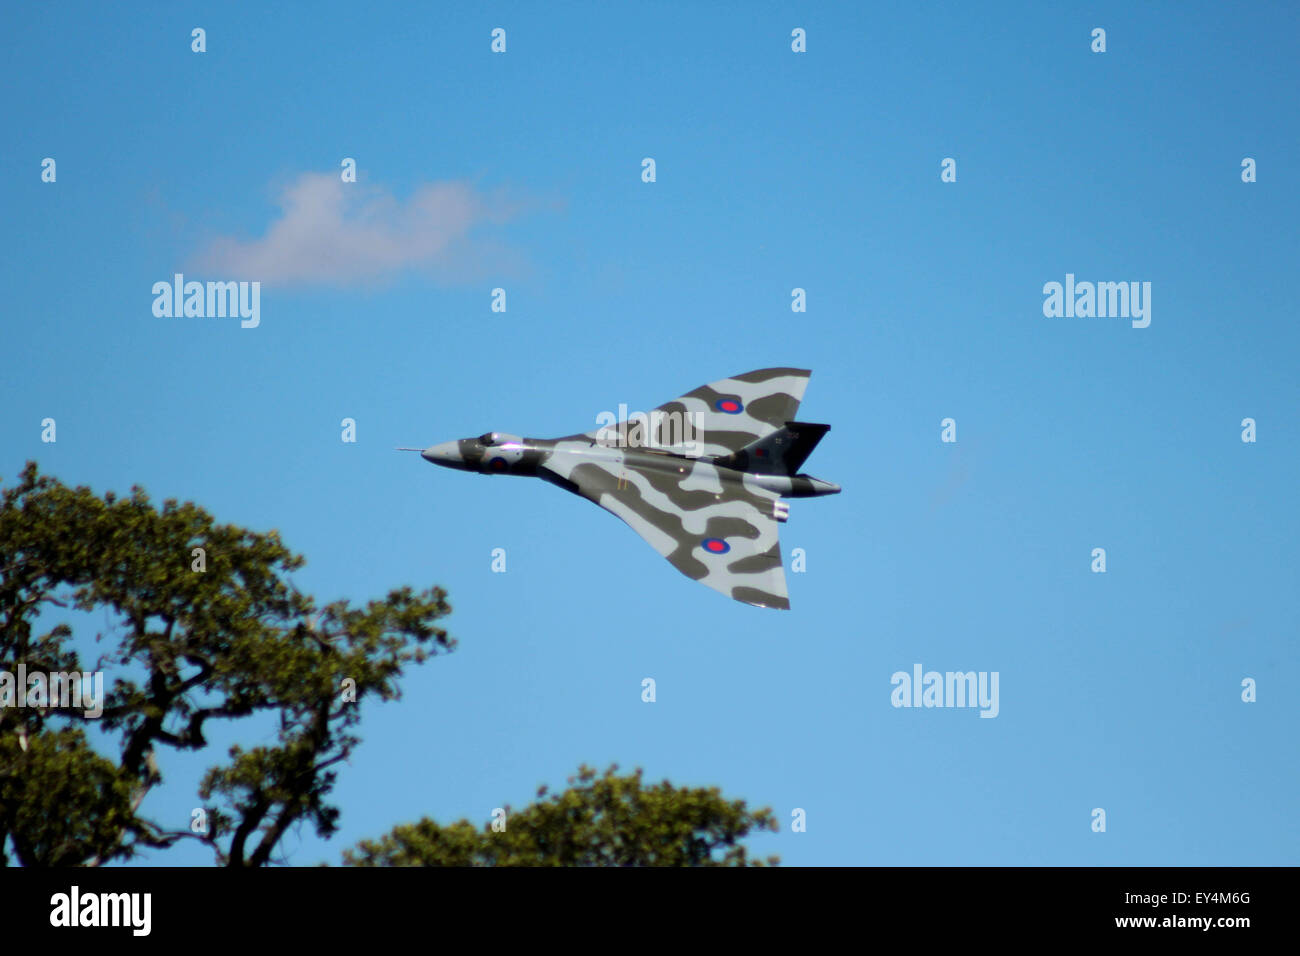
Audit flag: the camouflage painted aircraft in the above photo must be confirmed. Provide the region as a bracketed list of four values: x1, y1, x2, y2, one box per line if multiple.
[411, 368, 839, 609]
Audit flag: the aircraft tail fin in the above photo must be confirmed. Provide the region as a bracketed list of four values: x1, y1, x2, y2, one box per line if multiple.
[716, 422, 830, 476]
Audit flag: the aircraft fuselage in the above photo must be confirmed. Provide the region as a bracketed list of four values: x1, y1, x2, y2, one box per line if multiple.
[421, 433, 840, 498]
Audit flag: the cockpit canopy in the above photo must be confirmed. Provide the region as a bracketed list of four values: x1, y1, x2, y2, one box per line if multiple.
[478, 432, 521, 447]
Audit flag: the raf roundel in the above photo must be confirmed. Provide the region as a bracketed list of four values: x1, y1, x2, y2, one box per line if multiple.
[714, 397, 744, 414]
[489, 457, 508, 472]
[700, 537, 731, 555]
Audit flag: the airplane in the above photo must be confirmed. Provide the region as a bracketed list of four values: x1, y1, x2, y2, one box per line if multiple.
[407, 368, 839, 609]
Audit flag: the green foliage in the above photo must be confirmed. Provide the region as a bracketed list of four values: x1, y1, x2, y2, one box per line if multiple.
[0, 462, 453, 866]
[343, 764, 780, 866]
[0, 728, 135, 867]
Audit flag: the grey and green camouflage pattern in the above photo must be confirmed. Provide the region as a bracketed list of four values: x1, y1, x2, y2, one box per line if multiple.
[416, 368, 840, 609]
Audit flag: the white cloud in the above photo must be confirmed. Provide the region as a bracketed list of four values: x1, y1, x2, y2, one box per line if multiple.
[197, 173, 526, 286]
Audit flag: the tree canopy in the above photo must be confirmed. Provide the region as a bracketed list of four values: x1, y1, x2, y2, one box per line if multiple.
[343, 764, 779, 866]
[0, 462, 453, 866]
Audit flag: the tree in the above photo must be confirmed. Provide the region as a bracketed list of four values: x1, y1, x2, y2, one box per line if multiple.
[0, 462, 453, 866]
[343, 764, 780, 866]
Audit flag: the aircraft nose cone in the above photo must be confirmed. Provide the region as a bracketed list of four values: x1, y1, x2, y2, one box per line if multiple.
[421, 441, 463, 467]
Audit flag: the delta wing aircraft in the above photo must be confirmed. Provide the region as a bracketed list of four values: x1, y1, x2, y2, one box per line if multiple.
[409, 368, 839, 609]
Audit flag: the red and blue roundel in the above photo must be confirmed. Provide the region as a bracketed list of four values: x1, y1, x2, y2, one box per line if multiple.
[715, 397, 744, 414]
[488, 457, 508, 472]
[701, 537, 730, 554]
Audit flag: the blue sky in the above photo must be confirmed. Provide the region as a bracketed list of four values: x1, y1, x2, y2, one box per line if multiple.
[3, 1, 1297, 865]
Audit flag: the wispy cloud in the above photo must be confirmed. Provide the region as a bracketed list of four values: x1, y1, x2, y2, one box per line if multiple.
[196, 173, 530, 286]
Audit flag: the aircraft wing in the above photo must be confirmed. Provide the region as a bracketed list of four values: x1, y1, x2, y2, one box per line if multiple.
[582, 368, 811, 458]
[540, 454, 789, 609]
